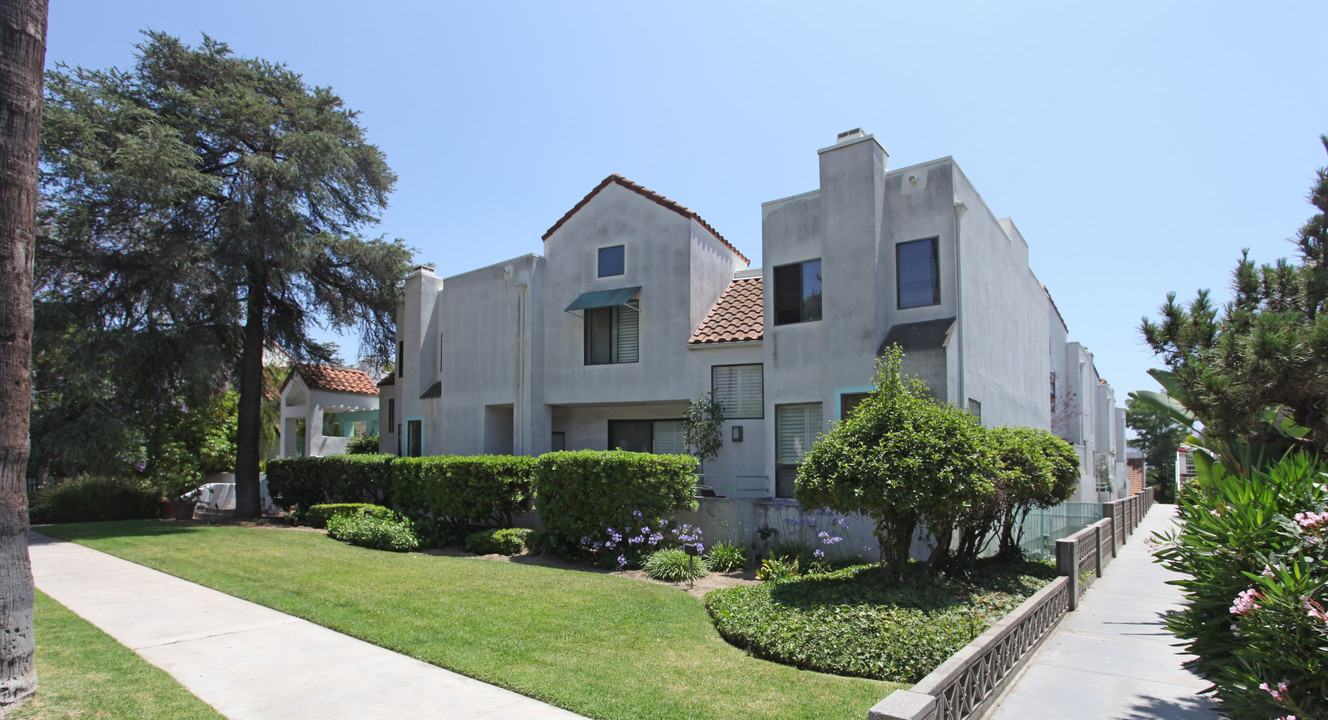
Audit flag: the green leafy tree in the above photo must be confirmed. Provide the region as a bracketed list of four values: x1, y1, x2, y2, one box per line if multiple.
[1125, 394, 1186, 502]
[682, 391, 725, 468]
[39, 32, 413, 517]
[795, 346, 996, 574]
[1142, 136, 1328, 454]
[959, 426, 1078, 561]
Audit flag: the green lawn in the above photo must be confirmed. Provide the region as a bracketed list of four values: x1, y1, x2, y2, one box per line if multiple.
[38, 521, 897, 720]
[11, 591, 225, 720]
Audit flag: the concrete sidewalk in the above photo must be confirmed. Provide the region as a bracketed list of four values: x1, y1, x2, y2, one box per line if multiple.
[984, 505, 1218, 720]
[29, 531, 587, 720]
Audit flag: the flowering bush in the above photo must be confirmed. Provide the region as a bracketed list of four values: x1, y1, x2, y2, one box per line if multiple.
[764, 498, 856, 567]
[1154, 452, 1327, 719]
[579, 511, 703, 570]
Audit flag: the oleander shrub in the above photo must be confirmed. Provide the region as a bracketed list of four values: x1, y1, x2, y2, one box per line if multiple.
[266, 454, 394, 512]
[326, 509, 419, 552]
[301, 503, 396, 529]
[533, 450, 698, 551]
[28, 476, 160, 524]
[706, 559, 1055, 682]
[706, 542, 748, 572]
[1154, 452, 1328, 719]
[643, 548, 709, 582]
[465, 527, 533, 555]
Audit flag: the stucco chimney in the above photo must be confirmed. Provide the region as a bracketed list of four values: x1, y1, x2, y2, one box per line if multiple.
[836, 128, 865, 143]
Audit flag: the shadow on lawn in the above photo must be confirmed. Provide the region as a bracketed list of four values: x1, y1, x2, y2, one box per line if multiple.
[768, 558, 1057, 612]
[31, 519, 218, 543]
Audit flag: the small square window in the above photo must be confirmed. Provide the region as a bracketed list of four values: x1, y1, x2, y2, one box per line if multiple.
[598, 245, 625, 277]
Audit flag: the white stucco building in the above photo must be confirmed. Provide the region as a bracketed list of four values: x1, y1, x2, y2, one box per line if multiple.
[279, 364, 381, 459]
[380, 130, 1127, 503]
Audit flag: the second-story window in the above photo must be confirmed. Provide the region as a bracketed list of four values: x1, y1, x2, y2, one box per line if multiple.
[598, 245, 625, 277]
[773, 258, 822, 325]
[897, 238, 940, 308]
[585, 298, 639, 365]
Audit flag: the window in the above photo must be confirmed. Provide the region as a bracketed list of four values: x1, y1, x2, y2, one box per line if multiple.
[406, 419, 422, 457]
[551, 431, 566, 452]
[967, 398, 982, 421]
[1049, 371, 1058, 413]
[598, 245, 625, 277]
[585, 298, 639, 365]
[712, 364, 763, 419]
[775, 403, 822, 498]
[774, 259, 822, 325]
[897, 238, 940, 308]
[397, 341, 404, 377]
[840, 392, 870, 419]
[609, 419, 685, 454]
[387, 398, 395, 430]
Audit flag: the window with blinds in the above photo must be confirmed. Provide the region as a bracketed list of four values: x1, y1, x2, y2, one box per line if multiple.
[712, 364, 763, 419]
[585, 298, 639, 365]
[897, 237, 940, 309]
[775, 403, 821, 498]
[608, 419, 686, 454]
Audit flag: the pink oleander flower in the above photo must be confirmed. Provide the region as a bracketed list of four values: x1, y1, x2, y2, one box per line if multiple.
[1294, 510, 1328, 532]
[1259, 679, 1289, 702]
[1230, 588, 1261, 616]
[1305, 598, 1328, 624]
[1262, 565, 1275, 578]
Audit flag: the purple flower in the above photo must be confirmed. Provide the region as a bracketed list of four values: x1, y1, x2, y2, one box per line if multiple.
[616, 554, 627, 570]
[813, 549, 824, 558]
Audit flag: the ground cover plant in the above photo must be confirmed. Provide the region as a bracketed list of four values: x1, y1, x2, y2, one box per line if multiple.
[706, 558, 1057, 683]
[326, 508, 420, 552]
[39, 521, 897, 720]
[10, 591, 225, 720]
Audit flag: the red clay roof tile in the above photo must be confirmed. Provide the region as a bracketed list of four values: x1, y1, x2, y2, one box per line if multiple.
[541, 174, 750, 265]
[689, 277, 763, 344]
[291, 364, 380, 396]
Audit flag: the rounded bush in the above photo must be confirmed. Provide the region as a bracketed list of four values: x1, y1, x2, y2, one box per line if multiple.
[326, 512, 419, 552]
[642, 548, 709, 582]
[465, 527, 533, 555]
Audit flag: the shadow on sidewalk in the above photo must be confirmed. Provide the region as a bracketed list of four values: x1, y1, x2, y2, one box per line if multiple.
[1121, 694, 1217, 720]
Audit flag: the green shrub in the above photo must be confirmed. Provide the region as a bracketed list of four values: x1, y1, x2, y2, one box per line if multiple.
[533, 450, 698, 550]
[643, 548, 709, 582]
[770, 539, 816, 567]
[1154, 452, 1328, 718]
[393, 455, 535, 529]
[301, 503, 396, 529]
[465, 527, 533, 555]
[755, 556, 800, 582]
[326, 511, 419, 552]
[706, 560, 1054, 682]
[28, 476, 160, 524]
[706, 542, 748, 572]
[266, 455, 394, 512]
[345, 434, 380, 455]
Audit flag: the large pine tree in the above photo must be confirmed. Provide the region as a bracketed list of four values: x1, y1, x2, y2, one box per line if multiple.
[0, 0, 47, 710]
[40, 33, 413, 516]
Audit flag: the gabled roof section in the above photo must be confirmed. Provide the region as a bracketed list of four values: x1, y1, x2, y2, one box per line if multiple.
[285, 364, 380, 396]
[541, 173, 750, 264]
[689, 277, 763, 344]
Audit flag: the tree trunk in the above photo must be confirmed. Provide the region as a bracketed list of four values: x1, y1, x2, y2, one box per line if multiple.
[0, 0, 47, 711]
[233, 272, 266, 519]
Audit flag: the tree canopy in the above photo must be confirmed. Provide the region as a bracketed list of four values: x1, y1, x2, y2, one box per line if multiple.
[795, 346, 996, 573]
[1142, 136, 1328, 454]
[38, 32, 413, 515]
[1124, 394, 1186, 501]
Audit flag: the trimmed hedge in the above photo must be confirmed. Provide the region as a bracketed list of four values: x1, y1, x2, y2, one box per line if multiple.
[533, 450, 698, 547]
[326, 509, 419, 552]
[28, 476, 160, 524]
[302, 503, 396, 529]
[266, 455, 394, 512]
[465, 527, 533, 555]
[392, 455, 535, 528]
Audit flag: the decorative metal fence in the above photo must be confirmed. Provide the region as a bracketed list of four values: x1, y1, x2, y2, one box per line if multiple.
[1014, 502, 1103, 559]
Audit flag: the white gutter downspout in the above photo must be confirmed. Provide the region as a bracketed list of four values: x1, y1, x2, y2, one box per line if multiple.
[953, 200, 968, 409]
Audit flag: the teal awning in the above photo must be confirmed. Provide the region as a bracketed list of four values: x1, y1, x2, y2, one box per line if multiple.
[564, 286, 641, 313]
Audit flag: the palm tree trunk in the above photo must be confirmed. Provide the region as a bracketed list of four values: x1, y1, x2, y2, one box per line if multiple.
[0, 0, 48, 711]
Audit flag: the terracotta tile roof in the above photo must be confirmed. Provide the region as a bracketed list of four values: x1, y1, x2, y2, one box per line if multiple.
[689, 277, 763, 344]
[377, 374, 395, 388]
[291, 364, 379, 396]
[541, 174, 750, 265]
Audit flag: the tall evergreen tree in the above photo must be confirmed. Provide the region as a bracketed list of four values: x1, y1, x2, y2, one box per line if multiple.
[39, 32, 413, 517]
[1143, 137, 1328, 453]
[0, 0, 47, 709]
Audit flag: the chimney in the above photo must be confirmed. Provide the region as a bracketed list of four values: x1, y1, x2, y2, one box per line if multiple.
[836, 128, 865, 143]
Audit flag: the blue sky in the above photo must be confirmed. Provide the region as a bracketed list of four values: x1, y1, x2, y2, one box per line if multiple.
[47, 1, 1328, 408]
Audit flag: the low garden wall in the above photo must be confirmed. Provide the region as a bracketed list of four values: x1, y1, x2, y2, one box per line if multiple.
[868, 487, 1155, 720]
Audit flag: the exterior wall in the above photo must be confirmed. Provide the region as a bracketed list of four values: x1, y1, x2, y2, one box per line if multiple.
[393, 267, 444, 456]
